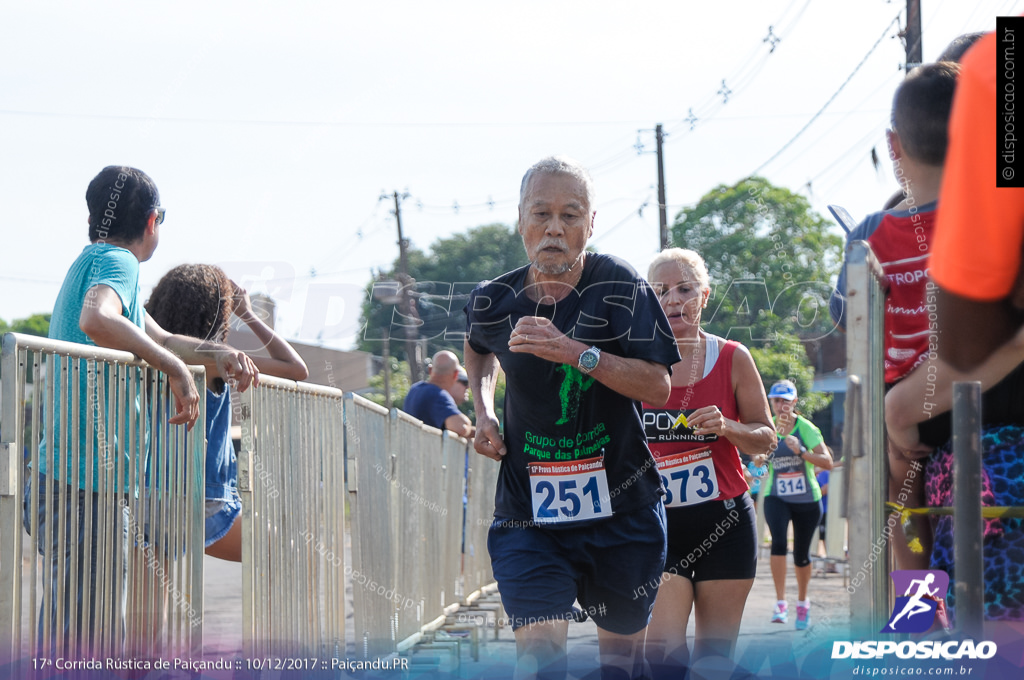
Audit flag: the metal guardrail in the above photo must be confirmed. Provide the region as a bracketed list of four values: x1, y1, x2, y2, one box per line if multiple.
[345, 395, 495, 657]
[0, 332, 206, 662]
[237, 374, 346, 658]
[841, 241, 890, 636]
[843, 240, 1008, 634]
[391, 409, 429, 647]
[3, 332, 500, 664]
[345, 394, 397, 658]
[438, 431, 468, 613]
[463, 448, 498, 602]
[823, 466, 847, 565]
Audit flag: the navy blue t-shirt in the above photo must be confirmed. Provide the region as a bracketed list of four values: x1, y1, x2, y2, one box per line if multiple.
[465, 253, 681, 523]
[403, 381, 462, 430]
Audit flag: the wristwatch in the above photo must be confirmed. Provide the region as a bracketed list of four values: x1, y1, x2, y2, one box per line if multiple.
[578, 346, 601, 374]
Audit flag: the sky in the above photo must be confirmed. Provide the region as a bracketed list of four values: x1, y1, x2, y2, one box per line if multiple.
[0, 0, 1018, 350]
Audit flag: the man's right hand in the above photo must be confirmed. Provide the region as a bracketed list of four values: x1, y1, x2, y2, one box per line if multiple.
[473, 415, 507, 461]
[167, 361, 200, 430]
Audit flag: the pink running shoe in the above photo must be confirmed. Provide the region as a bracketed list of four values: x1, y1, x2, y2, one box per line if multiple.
[796, 604, 810, 630]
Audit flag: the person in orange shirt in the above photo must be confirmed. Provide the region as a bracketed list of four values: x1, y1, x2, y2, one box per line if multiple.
[929, 30, 1024, 370]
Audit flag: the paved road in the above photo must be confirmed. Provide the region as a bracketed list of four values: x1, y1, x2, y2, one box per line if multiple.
[200, 545, 850, 678]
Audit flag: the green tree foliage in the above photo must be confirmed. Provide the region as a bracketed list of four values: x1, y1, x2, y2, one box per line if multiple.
[0, 314, 51, 382]
[358, 223, 529, 360]
[358, 223, 527, 428]
[364, 358, 413, 410]
[0, 313, 51, 338]
[748, 334, 830, 416]
[671, 177, 842, 343]
[670, 177, 843, 412]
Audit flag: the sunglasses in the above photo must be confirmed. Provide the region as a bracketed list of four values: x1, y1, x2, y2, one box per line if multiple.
[153, 206, 166, 226]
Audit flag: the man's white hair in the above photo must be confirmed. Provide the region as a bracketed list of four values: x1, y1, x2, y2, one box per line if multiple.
[519, 156, 595, 213]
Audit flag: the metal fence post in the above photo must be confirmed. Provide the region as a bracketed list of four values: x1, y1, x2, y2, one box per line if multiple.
[952, 381, 984, 638]
[842, 242, 890, 637]
[0, 333, 23, 662]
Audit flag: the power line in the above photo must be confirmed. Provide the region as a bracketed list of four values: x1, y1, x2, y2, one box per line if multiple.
[0, 274, 63, 285]
[747, 13, 901, 178]
[664, 0, 814, 139]
[0, 108, 682, 129]
[591, 203, 654, 246]
[767, 68, 902, 177]
[806, 126, 885, 187]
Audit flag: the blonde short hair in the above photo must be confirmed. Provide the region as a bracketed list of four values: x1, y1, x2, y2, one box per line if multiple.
[647, 248, 710, 291]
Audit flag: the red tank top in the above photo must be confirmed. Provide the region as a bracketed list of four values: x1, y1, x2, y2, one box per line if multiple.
[643, 340, 749, 502]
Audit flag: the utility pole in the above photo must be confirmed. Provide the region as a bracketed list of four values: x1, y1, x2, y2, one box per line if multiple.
[390, 190, 423, 383]
[637, 123, 670, 251]
[904, 0, 922, 71]
[656, 124, 669, 250]
[394, 191, 409, 283]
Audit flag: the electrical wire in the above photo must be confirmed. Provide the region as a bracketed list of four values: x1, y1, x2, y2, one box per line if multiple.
[590, 204, 654, 246]
[767, 67, 902, 177]
[806, 126, 885, 187]
[664, 0, 813, 139]
[746, 13, 901, 178]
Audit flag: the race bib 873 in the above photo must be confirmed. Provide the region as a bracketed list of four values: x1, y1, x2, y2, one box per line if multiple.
[655, 447, 720, 508]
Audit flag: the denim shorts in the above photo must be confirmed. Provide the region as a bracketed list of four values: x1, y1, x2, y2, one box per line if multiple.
[205, 491, 242, 547]
[487, 502, 667, 635]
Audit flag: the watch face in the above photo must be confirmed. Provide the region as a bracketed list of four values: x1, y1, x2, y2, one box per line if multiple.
[580, 349, 599, 371]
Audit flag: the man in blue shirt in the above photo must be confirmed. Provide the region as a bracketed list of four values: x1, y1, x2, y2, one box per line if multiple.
[403, 350, 474, 437]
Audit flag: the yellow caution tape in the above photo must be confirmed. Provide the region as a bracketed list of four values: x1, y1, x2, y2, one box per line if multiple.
[884, 502, 1024, 519]
[884, 502, 1024, 553]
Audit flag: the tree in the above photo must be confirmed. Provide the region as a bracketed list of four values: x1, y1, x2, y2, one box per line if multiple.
[364, 358, 413, 410]
[671, 177, 843, 343]
[357, 223, 529, 361]
[749, 334, 830, 416]
[0, 313, 51, 381]
[0, 313, 51, 338]
[670, 177, 843, 413]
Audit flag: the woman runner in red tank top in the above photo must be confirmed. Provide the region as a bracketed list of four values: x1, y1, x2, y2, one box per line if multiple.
[642, 249, 776, 677]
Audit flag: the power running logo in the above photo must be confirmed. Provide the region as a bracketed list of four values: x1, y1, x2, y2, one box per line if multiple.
[832, 569, 998, 661]
[642, 409, 719, 443]
[881, 569, 949, 634]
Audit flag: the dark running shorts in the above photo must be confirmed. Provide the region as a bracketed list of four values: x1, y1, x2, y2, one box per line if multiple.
[487, 502, 667, 635]
[663, 492, 757, 582]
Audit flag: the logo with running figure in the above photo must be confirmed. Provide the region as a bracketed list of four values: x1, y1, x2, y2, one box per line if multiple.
[881, 570, 949, 633]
